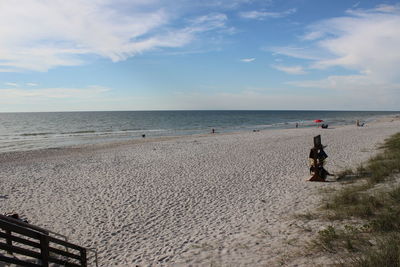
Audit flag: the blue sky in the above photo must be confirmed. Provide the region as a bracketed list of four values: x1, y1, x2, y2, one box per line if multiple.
[0, 0, 399, 112]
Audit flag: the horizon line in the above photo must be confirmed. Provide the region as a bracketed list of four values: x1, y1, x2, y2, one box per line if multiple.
[1, 109, 399, 114]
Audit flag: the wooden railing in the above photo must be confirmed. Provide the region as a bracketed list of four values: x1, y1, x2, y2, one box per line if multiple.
[0, 214, 98, 266]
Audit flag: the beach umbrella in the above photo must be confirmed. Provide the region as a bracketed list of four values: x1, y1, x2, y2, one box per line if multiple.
[314, 119, 324, 127]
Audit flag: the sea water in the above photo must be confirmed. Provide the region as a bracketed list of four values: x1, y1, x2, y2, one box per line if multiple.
[0, 110, 398, 153]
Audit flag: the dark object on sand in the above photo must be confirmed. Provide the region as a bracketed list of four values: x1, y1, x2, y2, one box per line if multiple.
[356, 120, 365, 127]
[4, 213, 29, 223]
[142, 134, 146, 138]
[308, 135, 332, 182]
[321, 124, 329, 129]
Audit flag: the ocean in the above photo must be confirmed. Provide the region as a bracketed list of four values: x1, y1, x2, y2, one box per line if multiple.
[0, 110, 398, 153]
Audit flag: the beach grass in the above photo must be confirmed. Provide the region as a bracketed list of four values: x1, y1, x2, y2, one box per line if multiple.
[313, 132, 400, 265]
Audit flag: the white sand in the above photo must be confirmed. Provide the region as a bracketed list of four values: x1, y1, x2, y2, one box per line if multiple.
[1, 118, 400, 266]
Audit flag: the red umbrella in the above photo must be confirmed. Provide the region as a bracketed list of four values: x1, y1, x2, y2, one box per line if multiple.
[314, 119, 324, 123]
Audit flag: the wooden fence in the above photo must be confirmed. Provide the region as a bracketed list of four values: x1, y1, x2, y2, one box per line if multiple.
[0, 214, 97, 266]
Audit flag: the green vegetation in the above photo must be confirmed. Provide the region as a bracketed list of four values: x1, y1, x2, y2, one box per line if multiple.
[312, 133, 400, 266]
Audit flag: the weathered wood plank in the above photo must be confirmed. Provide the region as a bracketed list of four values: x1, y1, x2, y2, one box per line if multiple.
[0, 254, 41, 267]
[0, 215, 48, 234]
[49, 245, 81, 260]
[0, 220, 42, 240]
[48, 236, 84, 251]
[0, 231, 41, 249]
[0, 241, 42, 259]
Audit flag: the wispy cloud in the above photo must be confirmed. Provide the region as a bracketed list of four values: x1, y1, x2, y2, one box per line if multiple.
[164, 89, 385, 110]
[240, 58, 255, 62]
[269, 46, 323, 60]
[0, 85, 114, 112]
[372, 4, 400, 13]
[272, 65, 306, 75]
[271, 4, 400, 106]
[0, 86, 110, 99]
[287, 75, 397, 91]
[272, 5, 400, 71]
[26, 83, 38, 87]
[0, 0, 233, 72]
[4, 82, 39, 87]
[296, 5, 400, 76]
[239, 8, 296, 20]
[4, 82, 18, 87]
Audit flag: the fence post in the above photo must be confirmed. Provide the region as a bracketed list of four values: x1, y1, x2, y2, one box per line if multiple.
[5, 230, 13, 255]
[80, 248, 87, 267]
[40, 234, 50, 267]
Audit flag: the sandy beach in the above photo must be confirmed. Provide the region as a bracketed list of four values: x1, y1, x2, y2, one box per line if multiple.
[1, 117, 400, 266]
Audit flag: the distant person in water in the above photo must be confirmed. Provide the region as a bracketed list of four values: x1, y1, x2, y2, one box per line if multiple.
[212, 128, 215, 134]
[296, 122, 299, 128]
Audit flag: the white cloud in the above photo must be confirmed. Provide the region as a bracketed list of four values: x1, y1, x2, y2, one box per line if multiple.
[240, 58, 255, 62]
[190, 13, 228, 28]
[1, 84, 395, 111]
[0, 85, 115, 111]
[0, 85, 110, 99]
[162, 89, 390, 110]
[372, 4, 400, 13]
[4, 82, 18, 87]
[26, 83, 38, 87]
[272, 65, 306, 75]
[287, 74, 400, 109]
[0, 0, 231, 72]
[287, 75, 399, 93]
[4, 82, 39, 87]
[181, 0, 271, 10]
[239, 8, 296, 20]
[290, 5, 400, 79]
[272, 4, 400, 107]
[269, 46, 323, 60]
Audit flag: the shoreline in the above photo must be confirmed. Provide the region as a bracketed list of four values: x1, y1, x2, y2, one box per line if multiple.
[1, 113, 398, 157]
[1, 117, 400, 265]
[1, 113, 399, 155]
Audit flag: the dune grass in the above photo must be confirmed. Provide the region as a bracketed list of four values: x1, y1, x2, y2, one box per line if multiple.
[313, 133, 400, 266]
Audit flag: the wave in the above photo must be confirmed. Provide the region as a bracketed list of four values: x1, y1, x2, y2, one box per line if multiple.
[20, 132, 54, 136]
[61, 130, 96, 134]
[21, 130, 98, 136]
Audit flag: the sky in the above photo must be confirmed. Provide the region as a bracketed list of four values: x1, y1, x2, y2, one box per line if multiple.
[0, 0, 399, 112]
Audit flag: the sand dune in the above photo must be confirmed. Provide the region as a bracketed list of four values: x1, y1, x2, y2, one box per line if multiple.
[1, 118, 400, 266]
